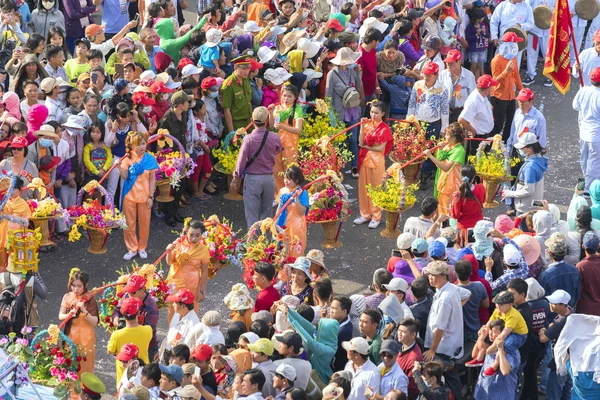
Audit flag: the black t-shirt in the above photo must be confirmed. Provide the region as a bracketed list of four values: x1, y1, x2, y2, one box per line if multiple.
[516, 302, 534, 360]
[529, 298, 550, 351]
[201, 370, 218, 396]
[545, 312, 571, 370]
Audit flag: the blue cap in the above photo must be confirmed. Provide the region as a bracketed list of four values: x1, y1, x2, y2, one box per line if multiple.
[583, 231, 599, 250]
[428, 240, 446, 258]
[159, 364, 184, 384]
[114, 78, 128, 93]
[411, 238, 429, 254]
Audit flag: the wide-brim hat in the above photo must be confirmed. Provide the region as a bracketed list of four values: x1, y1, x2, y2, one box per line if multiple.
[279, 30, 307, 56]
[297, 38, 321, 59]
[305, 249, 325, 269]
[34, 124, 59, 138]
[258, 46, 278, 64]
[330, 47, 361, 66]
[513, 234, 541, 265]
[224, 283, 255, 311]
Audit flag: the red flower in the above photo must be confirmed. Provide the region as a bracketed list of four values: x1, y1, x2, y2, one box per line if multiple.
[76, 356, 82, 362]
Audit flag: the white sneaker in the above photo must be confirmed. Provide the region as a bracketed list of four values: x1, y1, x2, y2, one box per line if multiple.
[123, 251, 137, 261]
[354, 216, 370, 225]
[368, 220, 381, 229]
[139, 250, 148, 259]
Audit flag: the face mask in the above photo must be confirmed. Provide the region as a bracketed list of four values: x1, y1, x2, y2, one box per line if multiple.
[141, 106, 152, 114]
[190, 100, 196, 108]
[39, 138, 53, 148]
[499, 42, 519, 60]
[347, 64, 356, 69]
[518, 149, 526, 157]
[42, 0, 55, 9]
[161, 93, 170, 101]
[209, 91, 219, 98]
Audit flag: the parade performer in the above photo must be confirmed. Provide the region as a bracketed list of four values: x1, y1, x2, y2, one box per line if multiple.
[269, 84, 304, 195]
[166, 219, 210, 324]
[118, 131, 159, 261]
[0, 178, 31, 269]
[423, 122, 467, 215]
[58, 269, 99, 376]
[275, 166, 308, 257]
[353, 100, 394, 229]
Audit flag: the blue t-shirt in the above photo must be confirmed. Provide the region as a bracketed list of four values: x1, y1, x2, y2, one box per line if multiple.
[112, 127, 129, 158]
[101, 0, 130, 34]
[567, 359, 600, 400]
[199, 45, 220, 69]
[460, 281, 488, 334]
[474, 348, 521, 400]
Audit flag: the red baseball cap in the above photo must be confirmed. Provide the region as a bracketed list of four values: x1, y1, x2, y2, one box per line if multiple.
[502, 32, 524, 43]
[166, 288, 195, 305]
[515, 88, 535, 101]
[591, 67, 600, 83]
[117, 343, 140, 362]
[477, 74, 499, 89]
[150, 81, 174, 94]
[326, 19, 345, 32]
[191, 344, 213, 362]
[443, 49, 462, 63]
[178, 58, 194, 70]
[594, 29, 600, 42]
[250, 58, 264, 72]
[201, 77, 218, 90]
[422, 62, 439, 75]
[120, 275, 147, 294]
[120, 296, 142, 317]
[10, 136, 28, 149]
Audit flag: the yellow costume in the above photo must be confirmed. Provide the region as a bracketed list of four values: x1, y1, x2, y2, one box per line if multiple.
[434, 143, 466, 215]
[277, 187, 308, 257]
[166, 237, 210, 323]
[0, 196, 31, 270]
[273, 104, 303, 195]
[60, 291, 98, 376]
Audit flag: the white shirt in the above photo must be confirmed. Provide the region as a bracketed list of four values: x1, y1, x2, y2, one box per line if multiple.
[53, 139, 71, 164]
[45, 97, 63, 124]
[344, 359, 381, 400]
[573, 86, 600, 142]
[162, 310, 200, 353]
[459, 89, 495, 135]
[239, 393, 266, 400]
[403, 216, 438, 239]
[378, 362, 409, 396]
[274, 358, 312, 390]
[400, 301, 414, 320]
[20, 99, 44, 119]
[187, 323, 225, 347]
[414, 53, 446, 75]
[507, 106, 547, 154]
[425, 282, 466, 358]
[489, 0, 535, 41]
[573, 47, 600, 86]
[438, 67, 477, 109]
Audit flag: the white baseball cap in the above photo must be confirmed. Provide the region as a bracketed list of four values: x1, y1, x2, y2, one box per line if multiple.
[546, 289, 571, 305]
[139, 70, 156, 81]
[243, 20, 262, 33]
[275, 67, 292, 81]
[397, 232, 416, 250]
[275, 363, 297, 382]
[503, 243, 522, 266]
[264, 68, 284, 86]
[342, 337, 370, 355]
[382, 277, 409, 293]
[303, 68, 323, 81]
[182, 64, 201, 77]
[514, 130, 539, 149]
[359, 17, 389, 37]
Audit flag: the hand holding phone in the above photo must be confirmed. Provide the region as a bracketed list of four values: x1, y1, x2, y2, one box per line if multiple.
[577, 178, 585, 191]
[531, 200, 544, 207]
[115, 63, 124, 79]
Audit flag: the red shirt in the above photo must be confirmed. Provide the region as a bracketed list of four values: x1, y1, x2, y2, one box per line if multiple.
[254, 285, 280, 312]
[397, 342, 423, 400]
[357, 45, 377, 97]
[576, 254, 600, 316]
[451, 184, 486, 230]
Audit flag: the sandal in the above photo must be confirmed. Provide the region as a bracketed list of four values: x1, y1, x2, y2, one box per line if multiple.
[205, 186, 216, 194]
[199, 194, 211, 201]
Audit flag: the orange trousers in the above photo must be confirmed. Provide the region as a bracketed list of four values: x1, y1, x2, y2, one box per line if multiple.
[358, 152, 386, 222]
[123, 198, 151, 253]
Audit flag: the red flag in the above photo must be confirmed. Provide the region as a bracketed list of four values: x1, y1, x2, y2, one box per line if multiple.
[543, 0, 572, 94]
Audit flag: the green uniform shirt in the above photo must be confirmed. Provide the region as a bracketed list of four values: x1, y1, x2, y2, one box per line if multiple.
[221, 74, 252, 130]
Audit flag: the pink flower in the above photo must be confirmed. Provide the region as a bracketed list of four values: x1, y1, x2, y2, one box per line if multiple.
[54, 356, 65, 366]
[50, 367, 58, 376]
[15, 338, 28, 346]
[67, 371, 78, 381]
[20, 326, 32, 335]
[57, 372, 67, 382]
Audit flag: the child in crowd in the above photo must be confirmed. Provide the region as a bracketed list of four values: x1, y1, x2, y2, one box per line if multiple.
[190, 99, 214, 200]
[465, 7, 489, 80]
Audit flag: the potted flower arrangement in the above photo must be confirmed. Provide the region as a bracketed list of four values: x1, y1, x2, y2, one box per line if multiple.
[27, 196, 66, 247]
[468, 135, 519, 208]
[201, 215, 240, 279]
[213, 128, 247, 201]
[306, 175, 351, 248]
[389, 117, 437, 184]
[241, 218, 291, 289]
[68, 181, 127, 254]
[30, 324, 84, 398]
[367, 164, 418, 238]
[0, 327, 35, 394]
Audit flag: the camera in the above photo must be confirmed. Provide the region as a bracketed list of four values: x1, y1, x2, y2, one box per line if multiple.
[395, 67, 406, 76]
[531, 200, 544, 207]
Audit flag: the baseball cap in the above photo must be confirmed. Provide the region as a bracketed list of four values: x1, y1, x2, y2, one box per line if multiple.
[40, 77, 60, 94]
[513, 130, 539, 149]
[273, 331, 303, 352]
[120, 297, 142, 317]
[243, 20, 262, 33]
[428, 239, 446, 258]
[77, 73, 91, 83]
[422, 61, 439, 75]
[182, 64, 201, 77]
[412, 238, 429, 253]
[120, 275, 147, 294]
[583, 231, 599, 250]
[181, 363, 196, 375]
[74, 38, 91, 49]
[427, 260, 450, 276]
[85, 24, 105, 38]
[159, 364, 184, 385]
[275, 363, 297, 382]
[516, 88, 535, 101]
[166, 288, 195, 305]
[116, 343, 139, 362]
[326, 18, 345, 32]
[191, 344, 213, 362]
[406, 8, 424, 20]
[250, 58, 263, 72]
[116, 37, 134, 51]
[202, 310, 222, 327]
[342, 337, 370, 355]
[477, 74, 499, 89]
[175, 385, 201, 399]
[591, 67, 600, 84]
[546, 289, 571, 305]
[171, 91, 194, 105]
[492, 290, 514, 305]
[253, 106, 269, 124]
[9, 136, 28, 149]
[251, 310, 274, 324]
[151, 81, 173, 94]
[443, 49, 462, 63]
[201, 77, 218, 90]
[40, 155, 62, 171]
[422, 35, 441, 51]
[382, 277, 409, 293]
[502, 31, 524, 43]
[248, 338, 275, 356]
[380, 339, 401, 356]
[503, 243, 522, 265]
[440, 227, 457, 243]
[545, 232, 567, 255]
[397, 232, 416, 250]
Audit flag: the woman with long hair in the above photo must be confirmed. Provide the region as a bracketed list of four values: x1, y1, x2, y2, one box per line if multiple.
[10, 54, 48, 99]
[45, 26, 72, 60]
[450, 164, 486, 245]
[423, 122, 467, 216]
[354, 100, 394, 229]
[58, 268, 99, 376]
[276, 166, 309, 257]
[117, 131, 158, 261]
[269, 84, 304, 195]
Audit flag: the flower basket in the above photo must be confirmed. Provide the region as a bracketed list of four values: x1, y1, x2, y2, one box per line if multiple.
[477, 173, 513, 208]
[306, 174, 351, 224]
[367, 164, 418, 227]
[389, 154, 424, 185]
[314, 217, 347, 249]
[213, 129, 247, 201]
[156, 179, 174, 202]
[389, 118, 436, 180]
[67, 181, 127, 254]
[151, 130, 196, 190]
[202, 216, 240, 279]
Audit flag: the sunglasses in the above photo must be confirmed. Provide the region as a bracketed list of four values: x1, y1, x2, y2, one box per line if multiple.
[12, 147, 24, 151]
[380, 352, 395, 360]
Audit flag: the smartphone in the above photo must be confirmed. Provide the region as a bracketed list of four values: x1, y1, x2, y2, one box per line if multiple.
[421, 28, 429, 39]
[194, 366, 201, 376]
[392, 249, 402, 258]
[577, 178, 585, 191]
[467, 228, 475, 243]
[115, 63, 124, 78]
[364, 387, 374, 398]
[134, 13, 140, 23]
[531, 200, 544, 207]
[91, 71, 98, 84]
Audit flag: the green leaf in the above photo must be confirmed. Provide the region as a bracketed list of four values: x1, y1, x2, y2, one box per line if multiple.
[73, 380, 82, 394]
[53, 385, 68, 399]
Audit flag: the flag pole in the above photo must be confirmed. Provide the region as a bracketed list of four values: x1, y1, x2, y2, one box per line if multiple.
[567, 2, 584, 87]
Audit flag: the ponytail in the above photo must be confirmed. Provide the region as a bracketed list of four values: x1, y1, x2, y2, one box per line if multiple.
[458, 164, 476, 201]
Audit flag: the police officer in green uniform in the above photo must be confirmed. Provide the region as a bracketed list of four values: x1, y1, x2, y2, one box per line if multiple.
[80, 372, 106, 400]
[222, 54, 253, 133]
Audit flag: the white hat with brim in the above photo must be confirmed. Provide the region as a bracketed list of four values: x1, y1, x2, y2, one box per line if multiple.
[264, 69, 284, 85]
[546, 289, 571, 305]
[34, 124, 59, 138]
[62, 115, 86, 131]
[275, 67, 292, 81]
[182, 64, 202, 77]
[139, 70, 156, 81]
[258, 46, 278, 64]
[244, 21, 263, 33]
[330, 48, 361, 66]
[205, 28, 223, 47]
[165, 77, 182, 90]
[359, 17, 389, 37]
[341, 337, 370, 355]
[297, 38, 321, 59]
[303, 68, 323, 81]
[514, 130, 539, 149]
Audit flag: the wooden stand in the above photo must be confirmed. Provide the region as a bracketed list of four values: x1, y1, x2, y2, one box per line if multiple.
[317, 219, 344, 249]
[380, 211, 400, 238]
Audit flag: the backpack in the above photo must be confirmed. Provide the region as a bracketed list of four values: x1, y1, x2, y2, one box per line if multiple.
[0, 274, 25, 336]
[334, 70, 361, 109]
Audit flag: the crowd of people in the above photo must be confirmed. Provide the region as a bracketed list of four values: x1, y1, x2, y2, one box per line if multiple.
[0, 0, 599, 399]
